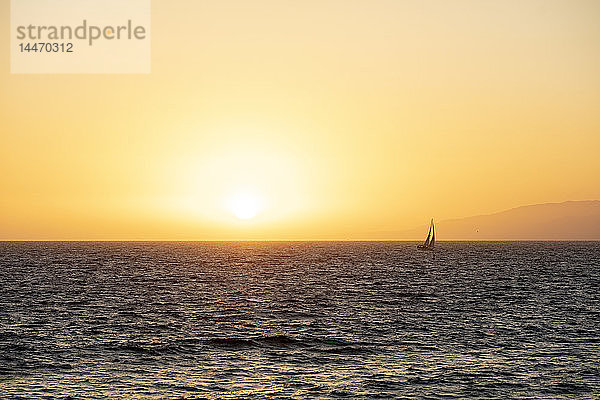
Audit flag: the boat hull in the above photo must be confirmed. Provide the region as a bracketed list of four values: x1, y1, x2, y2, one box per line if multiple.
[416, 245, 434, 251]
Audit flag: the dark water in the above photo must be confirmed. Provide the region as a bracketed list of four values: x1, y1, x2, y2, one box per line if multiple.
[1, 242, 599, 399]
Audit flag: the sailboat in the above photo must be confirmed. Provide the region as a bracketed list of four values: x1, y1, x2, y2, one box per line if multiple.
[417, 218, 435, 251]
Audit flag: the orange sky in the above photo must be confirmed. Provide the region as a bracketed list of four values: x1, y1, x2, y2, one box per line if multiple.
[1, 0, 599, 240]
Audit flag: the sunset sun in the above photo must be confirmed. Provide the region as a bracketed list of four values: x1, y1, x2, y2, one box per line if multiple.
[226, 191, 263, 220]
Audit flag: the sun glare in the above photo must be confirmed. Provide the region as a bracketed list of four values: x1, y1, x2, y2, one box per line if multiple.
[227, 191, 263, 220]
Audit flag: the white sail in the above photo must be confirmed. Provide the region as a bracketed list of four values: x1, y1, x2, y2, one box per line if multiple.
[423, 222, 432, 246]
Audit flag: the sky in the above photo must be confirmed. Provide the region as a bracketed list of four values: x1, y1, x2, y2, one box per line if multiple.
[1, 0, 599, 240]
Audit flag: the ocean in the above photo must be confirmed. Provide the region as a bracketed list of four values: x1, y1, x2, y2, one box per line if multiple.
[1, 241, 599, 399]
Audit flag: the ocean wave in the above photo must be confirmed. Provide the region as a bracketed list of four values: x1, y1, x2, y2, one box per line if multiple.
[207, 334, 300, 349]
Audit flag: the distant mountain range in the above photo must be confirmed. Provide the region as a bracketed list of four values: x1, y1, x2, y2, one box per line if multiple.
[401, 201, 600, 240]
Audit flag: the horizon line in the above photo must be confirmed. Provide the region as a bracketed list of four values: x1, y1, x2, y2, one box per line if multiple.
[1, 239, 599, 243]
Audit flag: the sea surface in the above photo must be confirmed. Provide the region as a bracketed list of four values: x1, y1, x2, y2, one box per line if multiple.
[0, 241, 599, 399]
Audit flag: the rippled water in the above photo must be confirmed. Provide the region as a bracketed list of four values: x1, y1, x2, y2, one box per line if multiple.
[1, 242, 599, 399]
